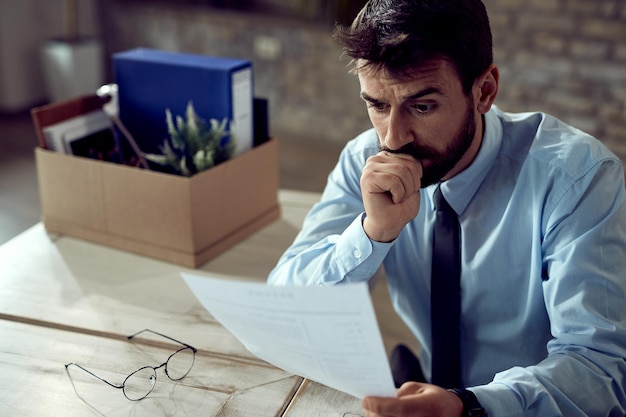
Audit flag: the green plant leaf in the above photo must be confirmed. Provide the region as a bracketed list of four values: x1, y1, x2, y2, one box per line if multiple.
[151, 101, 235, 176]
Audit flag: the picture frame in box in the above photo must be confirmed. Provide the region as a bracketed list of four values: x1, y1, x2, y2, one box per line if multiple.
[42, 109, 116, 157]
[32, 94, 140, 166]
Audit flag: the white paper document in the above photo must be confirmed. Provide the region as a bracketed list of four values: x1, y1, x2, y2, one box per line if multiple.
[181, 273, 396, 399]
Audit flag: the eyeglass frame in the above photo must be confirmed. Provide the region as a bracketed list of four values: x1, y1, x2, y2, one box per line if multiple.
[65, 329, 197, 401]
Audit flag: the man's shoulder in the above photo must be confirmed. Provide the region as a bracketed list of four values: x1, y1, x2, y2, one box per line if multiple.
[495, 107, 621, 180]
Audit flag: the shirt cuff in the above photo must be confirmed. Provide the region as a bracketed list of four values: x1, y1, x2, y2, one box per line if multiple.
[470, 383, 522, 417]
[335, 213, 393, 281]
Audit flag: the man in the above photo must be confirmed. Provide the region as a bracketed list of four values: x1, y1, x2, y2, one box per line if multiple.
[268, 0, 626, 416]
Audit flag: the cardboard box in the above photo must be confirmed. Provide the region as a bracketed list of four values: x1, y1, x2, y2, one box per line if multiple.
[32, 95, 279, 268]
[34, 139, 279, 267]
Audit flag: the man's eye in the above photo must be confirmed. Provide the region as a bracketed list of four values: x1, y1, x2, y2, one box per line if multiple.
[366, 101, 387, 112]
[412, 103, 436, 114]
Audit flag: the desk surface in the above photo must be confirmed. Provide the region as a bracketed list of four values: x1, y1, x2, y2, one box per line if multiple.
[0, 190, 370, 416]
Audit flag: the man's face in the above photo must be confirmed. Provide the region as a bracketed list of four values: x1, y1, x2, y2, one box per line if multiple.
[358, 59, 480, 187]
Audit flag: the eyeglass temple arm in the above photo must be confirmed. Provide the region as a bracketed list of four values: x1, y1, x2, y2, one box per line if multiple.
[127, 329, 197, 352]
[65, 362, 124, 390]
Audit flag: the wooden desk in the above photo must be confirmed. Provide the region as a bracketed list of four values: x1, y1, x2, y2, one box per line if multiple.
[0, 190, 366, 416]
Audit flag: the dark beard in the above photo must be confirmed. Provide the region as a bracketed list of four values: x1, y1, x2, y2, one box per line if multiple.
[379, 95, 477, 188]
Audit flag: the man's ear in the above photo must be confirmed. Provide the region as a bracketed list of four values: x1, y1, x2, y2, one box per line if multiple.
[474, 64, 499, 114]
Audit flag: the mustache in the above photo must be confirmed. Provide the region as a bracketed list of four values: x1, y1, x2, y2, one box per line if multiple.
[378, 143, 440, 160]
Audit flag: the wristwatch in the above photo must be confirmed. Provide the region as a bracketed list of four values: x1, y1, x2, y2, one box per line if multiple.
[449, 388, 488, 417]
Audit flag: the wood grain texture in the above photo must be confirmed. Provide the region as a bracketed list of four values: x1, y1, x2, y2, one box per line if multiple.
[0, 320, 301, 417]
[0, 190, 418, 415]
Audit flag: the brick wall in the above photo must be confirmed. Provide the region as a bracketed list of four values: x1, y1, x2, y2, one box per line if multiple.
[99, 3, 370, 145]
[485, 0, 626, 161]
[100, 1, 626, 161]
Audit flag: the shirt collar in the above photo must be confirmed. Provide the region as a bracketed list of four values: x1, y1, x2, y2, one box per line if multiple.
[427, 107, 503, 216]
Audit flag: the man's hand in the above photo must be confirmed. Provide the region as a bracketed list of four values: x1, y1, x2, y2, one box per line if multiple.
[361, 382, 463, 417]
[360, 151, 423, 242]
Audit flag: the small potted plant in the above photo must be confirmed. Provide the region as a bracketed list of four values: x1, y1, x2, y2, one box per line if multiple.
[143, 102, 236, 177]
[41, 0, 104, 102]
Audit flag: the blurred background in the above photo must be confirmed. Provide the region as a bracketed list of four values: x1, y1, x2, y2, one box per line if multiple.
[1, 0, 625, 244]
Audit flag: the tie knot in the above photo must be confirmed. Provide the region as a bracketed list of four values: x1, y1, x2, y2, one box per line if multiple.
[434, 186, 454, 214]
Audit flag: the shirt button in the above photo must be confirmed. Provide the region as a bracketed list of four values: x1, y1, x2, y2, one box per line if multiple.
[353, 248, 362, 259]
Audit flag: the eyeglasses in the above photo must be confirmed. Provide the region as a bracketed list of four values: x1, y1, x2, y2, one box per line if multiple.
[65, 329, 197, 401]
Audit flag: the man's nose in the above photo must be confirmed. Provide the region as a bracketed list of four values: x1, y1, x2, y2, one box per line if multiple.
[382, 108, 413, 151]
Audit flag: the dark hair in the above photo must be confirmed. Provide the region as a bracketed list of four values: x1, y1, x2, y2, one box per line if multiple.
[333, 0, 493, 94]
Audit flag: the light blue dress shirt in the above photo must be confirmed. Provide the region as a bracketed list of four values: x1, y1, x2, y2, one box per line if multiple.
[268, 107, 626, 417]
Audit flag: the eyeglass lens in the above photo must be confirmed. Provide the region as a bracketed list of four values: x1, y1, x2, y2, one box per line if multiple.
[165, 346, 195, 380]
[123, 366, 157, 401]
[122, 346, 195, 400]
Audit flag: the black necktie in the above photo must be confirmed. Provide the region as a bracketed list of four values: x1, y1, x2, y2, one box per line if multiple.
[430, 186, 462, 388]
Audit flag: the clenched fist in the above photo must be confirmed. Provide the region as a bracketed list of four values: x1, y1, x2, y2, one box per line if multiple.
[360, 151, 423, 242]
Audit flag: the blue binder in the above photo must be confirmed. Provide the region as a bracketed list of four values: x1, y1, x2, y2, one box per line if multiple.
[113, 48, 253, 156]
